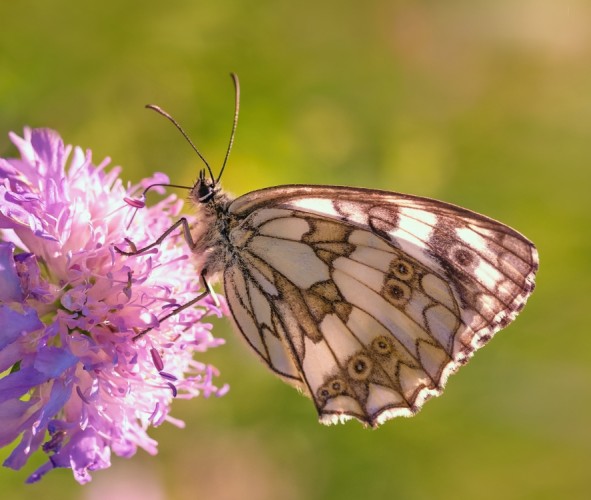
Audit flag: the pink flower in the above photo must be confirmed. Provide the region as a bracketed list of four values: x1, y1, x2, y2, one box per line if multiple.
[0, 128, 228, 483]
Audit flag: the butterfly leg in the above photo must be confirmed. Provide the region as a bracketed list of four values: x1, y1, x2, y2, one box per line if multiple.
[132, 270, 217, 341]
[114, 218, 218, 339]
[115, 217, 196, 256]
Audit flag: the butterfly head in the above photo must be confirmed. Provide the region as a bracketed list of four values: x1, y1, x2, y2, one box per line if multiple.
[191, 169, 217, 205]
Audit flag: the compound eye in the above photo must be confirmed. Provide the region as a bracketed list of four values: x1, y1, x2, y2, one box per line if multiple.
[196, 181, 215, 203]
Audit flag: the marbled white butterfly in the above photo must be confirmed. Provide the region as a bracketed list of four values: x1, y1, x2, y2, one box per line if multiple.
[119, 74, 538, 427]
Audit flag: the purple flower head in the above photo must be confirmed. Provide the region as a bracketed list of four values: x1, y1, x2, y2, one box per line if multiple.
[0, 128, 228, 483]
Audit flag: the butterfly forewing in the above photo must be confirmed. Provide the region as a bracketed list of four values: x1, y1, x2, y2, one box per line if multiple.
[222, 185, 538, 427]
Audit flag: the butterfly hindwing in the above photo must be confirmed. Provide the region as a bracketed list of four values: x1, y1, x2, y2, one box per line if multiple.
[221, 185, 538, 427]
[223, 260, 303, 384]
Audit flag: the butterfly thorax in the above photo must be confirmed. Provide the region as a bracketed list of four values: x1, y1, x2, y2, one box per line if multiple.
[189, 177, 237, 277]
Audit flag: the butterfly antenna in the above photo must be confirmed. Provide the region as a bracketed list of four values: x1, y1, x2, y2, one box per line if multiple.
[145, 104, 216, 184]
[216, 72, 240, 183]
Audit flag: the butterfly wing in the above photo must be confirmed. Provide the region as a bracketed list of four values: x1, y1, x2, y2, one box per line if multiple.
[222, 185, 538, 427]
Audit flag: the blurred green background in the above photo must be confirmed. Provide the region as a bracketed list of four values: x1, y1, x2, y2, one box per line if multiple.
[1, 0, 590, 499]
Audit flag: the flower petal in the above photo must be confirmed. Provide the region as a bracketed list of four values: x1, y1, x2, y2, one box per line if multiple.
[0, 242, 24, 302]
[0, 367, 47, 403]
[0, 305, 43, 350]
[4, 378, 73, 471]
[33, 347, 78, 378]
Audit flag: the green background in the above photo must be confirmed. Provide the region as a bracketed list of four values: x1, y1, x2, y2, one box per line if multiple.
[1, 1, 590, 499]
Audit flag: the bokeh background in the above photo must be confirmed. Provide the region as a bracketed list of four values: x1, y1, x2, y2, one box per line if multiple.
[1, 1, 590, 499]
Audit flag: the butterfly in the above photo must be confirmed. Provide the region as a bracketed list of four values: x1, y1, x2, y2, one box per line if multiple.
[119, 75, 538, 427]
